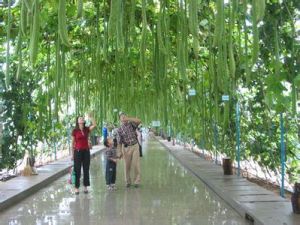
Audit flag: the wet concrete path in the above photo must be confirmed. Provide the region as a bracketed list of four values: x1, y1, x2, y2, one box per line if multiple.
[0, 138, 249, 225]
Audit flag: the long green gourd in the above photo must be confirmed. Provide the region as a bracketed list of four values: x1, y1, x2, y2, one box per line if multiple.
[108, 0, 117, 38]
[243, 0, 250, 85]
[252, 0, 259, 65]
[61, 46, 66, 93]
[188, 0, 199, 56]
[23, 0, 32, 12]
[55, 36, 61, 119]
[20, 0, 28, 36]
[45, 41, 51, 123]
[183, 0, 188, 80]
[228, 0, 236, 83]
[177, 0, 188, 81]
[274, 25, 280, 79]
[140, 0, 147, 71]
[256, 0, 265, 21]
[214, 55, 220, 123]
[157, 0, 168, 56]
[58, 0, 71, 47]
[288, 10, 296, 115]
[213, 0, 224, 47]
[252, 0, 265, 65]
[77, 0, 83, 18]
[5, 0, 12, 88]
[26, 2, 32, 29]
[129, 0, 136, 41]
[117, 0, 124, 50]
[157, 12, 167, 55]
[217, 42, 224, 93]
[208, 39, 219, 125]
[164, 2, 171, 61]
[223, 40, 230, 131]
[29, 0, 39, 66]
[65, 51, 69, 108]
[16, 29, 23, 80]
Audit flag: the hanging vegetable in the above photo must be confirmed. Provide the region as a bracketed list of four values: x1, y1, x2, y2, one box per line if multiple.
[188, 0, 199, 56]
[252, 0, 259, 65]
[213, 0, 224, 48]
[58, 0, 71, 47]
[5, 0, 12, 88]
[29, 0, 40, 66]
[77, 0, 83, 18]
[20, 0, 28, 36]
[140, 0, 148, 71]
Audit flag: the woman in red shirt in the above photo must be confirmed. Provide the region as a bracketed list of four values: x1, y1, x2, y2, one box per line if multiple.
[72, 114, 96, 194]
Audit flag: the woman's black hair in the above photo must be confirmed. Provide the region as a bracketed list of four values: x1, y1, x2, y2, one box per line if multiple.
[75, 116, 86, 129]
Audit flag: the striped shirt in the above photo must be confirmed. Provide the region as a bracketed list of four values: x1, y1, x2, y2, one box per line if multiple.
[105, 147, 117, 160]
[116, 121, 138, 146]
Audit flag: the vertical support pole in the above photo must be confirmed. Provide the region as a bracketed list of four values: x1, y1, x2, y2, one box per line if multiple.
[280, 113, 285, 198]
[235, 102, 241, 177]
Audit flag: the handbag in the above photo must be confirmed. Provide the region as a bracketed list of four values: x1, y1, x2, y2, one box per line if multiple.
[68, 166, 76, 185]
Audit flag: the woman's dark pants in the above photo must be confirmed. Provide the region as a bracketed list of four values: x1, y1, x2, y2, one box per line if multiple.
[74, 150, 90, 188]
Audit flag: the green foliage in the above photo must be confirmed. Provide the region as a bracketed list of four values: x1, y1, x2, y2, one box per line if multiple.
[0, 70, 37, 169]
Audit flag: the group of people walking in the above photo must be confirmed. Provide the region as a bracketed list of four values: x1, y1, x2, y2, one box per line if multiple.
[71, 112, 142, 194]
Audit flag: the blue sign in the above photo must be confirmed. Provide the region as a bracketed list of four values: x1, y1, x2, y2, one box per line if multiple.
[188, 89, 196, 96]
[222, 95, 229, 101]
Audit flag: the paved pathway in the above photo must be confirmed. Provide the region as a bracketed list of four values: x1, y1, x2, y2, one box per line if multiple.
[157, 137, 300, 225]
[0, 138, 249, 225]
[0, 145, 104, 212]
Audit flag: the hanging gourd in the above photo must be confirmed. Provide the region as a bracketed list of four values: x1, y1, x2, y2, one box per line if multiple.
[20, 0, 28, 36]
[188, 0, 199, 56]
[5, 0, 12, 88]
[58, 0, 71, 47]
[16, 29, 23, 80]
[29, 0, 40, 66]
[77, 0, 83, 18]
[252, 0, 259, 65]
[140, 0, 148, 71]
[213, 0, 224, 48]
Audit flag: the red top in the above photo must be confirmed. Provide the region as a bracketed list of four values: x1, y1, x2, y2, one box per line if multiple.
[72, 127, 90, 150]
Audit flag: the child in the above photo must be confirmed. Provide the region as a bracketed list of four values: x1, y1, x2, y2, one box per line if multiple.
[104, 137, 118, 190]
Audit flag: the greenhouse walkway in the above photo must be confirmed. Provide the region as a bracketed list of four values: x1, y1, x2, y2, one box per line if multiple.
[0, 135, 298, 225]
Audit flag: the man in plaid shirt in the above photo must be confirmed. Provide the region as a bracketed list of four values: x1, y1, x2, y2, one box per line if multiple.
[116, 112, 141, 188]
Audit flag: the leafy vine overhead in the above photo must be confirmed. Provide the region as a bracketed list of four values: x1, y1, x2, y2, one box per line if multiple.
[0, 0, 299, 181]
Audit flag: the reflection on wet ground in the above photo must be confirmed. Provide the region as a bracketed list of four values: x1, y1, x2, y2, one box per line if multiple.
[0, 138, 249, 225]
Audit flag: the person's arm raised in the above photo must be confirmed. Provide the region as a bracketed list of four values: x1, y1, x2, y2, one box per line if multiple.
[88, 112, 97, 131]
